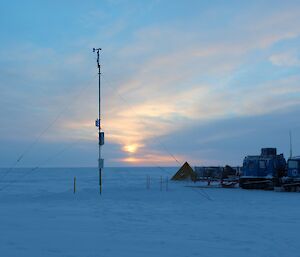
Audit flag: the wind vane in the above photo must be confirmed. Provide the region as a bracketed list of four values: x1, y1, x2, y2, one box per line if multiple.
[93, 48, 104, 194]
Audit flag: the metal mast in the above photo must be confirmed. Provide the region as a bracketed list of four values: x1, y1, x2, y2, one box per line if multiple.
[93, 48, 104, 194]
[289, 130, 293, 158]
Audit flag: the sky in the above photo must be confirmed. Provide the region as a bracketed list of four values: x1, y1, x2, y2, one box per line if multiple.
[0, 0, 300, 167]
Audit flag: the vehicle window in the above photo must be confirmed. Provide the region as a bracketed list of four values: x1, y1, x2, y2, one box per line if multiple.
[259, 160, 266, 169]
[248, 161, 255, 170]
[288, 160, 298, 169]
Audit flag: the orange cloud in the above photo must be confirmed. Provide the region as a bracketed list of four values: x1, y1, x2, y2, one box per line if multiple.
[115, 153, 182, 166]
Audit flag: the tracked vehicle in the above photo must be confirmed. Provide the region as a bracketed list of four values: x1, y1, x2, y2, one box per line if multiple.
[279, 157, 300, 192]
[239, 148, 286, 190]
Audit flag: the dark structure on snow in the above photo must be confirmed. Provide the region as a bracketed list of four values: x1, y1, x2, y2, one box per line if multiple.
[240, 148, 286, 189]
[171, 162, 196, 181]
[172, 163, 239, 182]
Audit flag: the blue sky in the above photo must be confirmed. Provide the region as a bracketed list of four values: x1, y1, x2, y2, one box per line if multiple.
[0, 0, 300, 167]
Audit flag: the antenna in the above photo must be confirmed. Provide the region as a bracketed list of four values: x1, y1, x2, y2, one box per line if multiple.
[93, 48, 104, 195]
[289, 130, 293, 158]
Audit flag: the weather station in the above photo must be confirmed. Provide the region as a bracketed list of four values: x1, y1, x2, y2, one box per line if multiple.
[93, 47, 104, 195]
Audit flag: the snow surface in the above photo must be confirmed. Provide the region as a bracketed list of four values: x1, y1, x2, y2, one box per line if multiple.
[0, 167, 300, 257]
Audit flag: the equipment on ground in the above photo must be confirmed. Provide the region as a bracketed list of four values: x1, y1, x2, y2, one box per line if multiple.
[239, 148, 286, 190]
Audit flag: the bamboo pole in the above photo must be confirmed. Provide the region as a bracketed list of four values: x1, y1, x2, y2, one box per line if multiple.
[73, 176, 76, 194]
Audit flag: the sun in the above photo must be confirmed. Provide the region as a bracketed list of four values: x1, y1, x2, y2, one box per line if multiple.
[123, 144, 140, 153]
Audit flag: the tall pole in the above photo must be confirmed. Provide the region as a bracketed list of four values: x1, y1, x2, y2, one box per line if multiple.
[93, 48, 104, 195]
[289, 130, 293, 158]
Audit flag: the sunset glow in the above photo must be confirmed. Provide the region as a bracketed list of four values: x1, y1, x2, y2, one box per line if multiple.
[1, 1, 300, 167]
[117, 153, 183, 166]
[123, 144, 141, 154]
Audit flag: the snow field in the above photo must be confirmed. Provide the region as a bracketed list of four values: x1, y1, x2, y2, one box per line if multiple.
[0, 167, 300, 257]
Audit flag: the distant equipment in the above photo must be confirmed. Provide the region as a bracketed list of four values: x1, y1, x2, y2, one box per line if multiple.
[171, 163, 240, 182]
[279, 156, 300, 192]
[239, 148, 286, 190]
[287, 157, 300, 178]
[93, 47, 104, 194]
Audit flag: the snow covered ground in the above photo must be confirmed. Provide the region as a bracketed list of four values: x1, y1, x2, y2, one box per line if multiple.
[0, 167, 300, 257]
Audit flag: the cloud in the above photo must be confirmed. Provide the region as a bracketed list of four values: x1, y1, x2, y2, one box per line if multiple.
[52, 8, 300, 165]
[269, 51, 300, 67]
[1, 2, 300, 166]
